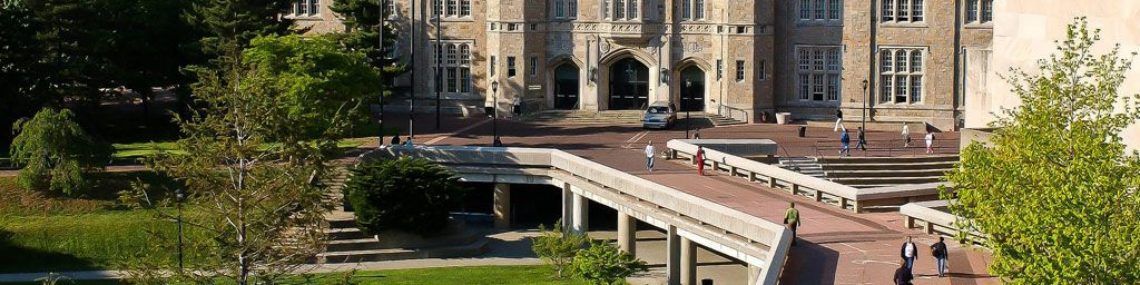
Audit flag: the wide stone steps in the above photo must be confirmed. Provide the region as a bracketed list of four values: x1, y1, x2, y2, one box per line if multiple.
[816, 155, 960, 164]
[825, 169, 951, 178]
[821, 161, 957, 171]
[708, 115, 745, 126]
[828, 176, 945, 185]
[525, 110, 645, 124]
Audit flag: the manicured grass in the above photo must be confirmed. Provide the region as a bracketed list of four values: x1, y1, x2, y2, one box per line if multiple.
[110, 141, 181, 159]
[2, 266, 590, 285]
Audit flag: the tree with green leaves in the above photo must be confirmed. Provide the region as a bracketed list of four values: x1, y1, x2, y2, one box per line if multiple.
[345, 157, 465, 236]
[531, 221, 589, 278]
[944, 18, 1140, 284]
[570, 241, 647, 285]
[128, 35, 379, 285]
[9, 108, 111, 195]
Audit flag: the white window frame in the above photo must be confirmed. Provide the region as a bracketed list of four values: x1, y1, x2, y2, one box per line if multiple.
[433, 41, 475, 95]
[880, 0, 923, 24]
[433, 0, 471, 19]
[795, 46, 842, 102]
[681, 0, 704, 20]
[965, 0, 993, 25]
[290, 0, 320, 17]
[878, 47, 925, 104]
[606, 0, 639, 20]
[798, 0, 842, 22]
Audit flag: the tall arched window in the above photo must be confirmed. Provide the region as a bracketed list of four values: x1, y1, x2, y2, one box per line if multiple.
[880, 48, 925, 104]
[434, 43, 474, 94]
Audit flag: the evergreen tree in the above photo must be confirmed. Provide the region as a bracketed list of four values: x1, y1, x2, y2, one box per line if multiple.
[185, 0, 294, 59]
[9, 108, 111, 195]
[329, 0, 407, 96]
[0, 0, 50, 145]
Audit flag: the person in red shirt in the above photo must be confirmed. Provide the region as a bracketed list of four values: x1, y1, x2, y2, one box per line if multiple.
[695, 146, 706, 176]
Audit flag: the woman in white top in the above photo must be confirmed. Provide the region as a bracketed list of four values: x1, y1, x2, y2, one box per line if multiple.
[644, 141, 656, 172]
[925, 132, 935, 154]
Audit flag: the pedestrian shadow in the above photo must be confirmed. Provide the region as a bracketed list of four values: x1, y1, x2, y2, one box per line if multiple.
[778, 240, 840, 285]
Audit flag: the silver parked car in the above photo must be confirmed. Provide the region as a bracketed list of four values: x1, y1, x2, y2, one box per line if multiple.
[642, 101, 676, 129]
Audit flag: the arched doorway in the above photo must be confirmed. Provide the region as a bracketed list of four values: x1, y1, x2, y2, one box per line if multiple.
[609, 58, 649, 110]
[679, 66, 706, 112]
[553, 63, 580, 110]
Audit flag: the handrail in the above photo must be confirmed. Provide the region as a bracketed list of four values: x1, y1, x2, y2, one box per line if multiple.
[668, 140, 860, 201]
[813, 137, 961, 157]
[718, 104, 750, 123]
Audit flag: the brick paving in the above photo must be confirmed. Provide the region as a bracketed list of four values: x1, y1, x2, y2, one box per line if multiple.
[433, 119, 995, 285]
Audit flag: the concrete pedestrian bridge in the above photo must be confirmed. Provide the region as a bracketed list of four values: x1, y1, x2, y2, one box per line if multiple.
[359, 146, 793, 285]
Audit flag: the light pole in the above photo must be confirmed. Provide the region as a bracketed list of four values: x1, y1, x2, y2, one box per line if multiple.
[378, 0, 386, 147]
[685, 78, 692, 139]
[408, 0, 416, 140]
[491, 81, 499, 143]
[175, 188, 185, 273]
[861, 79, 869, 131]
[434, 7, 442, 131]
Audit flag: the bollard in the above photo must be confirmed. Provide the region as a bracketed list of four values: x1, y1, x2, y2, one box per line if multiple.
[798, 126, 807, 137]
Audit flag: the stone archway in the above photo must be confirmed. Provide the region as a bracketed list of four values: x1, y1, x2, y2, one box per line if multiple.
[608, 58, 650, 110]
[552, 63, 580, 110]
[678, 66, 706, 112]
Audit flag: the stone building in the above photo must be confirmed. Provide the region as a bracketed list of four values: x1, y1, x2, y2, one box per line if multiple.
[290, 0, 996, 129]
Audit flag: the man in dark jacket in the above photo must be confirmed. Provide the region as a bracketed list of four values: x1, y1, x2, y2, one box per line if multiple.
[900, 236, 918, 273]
[894, 264, 914, 285]
[932, 236, 949, 277]
[856, 127, 868, 151]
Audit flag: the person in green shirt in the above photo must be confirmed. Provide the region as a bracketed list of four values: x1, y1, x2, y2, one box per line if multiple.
[784, 202, 801, 246]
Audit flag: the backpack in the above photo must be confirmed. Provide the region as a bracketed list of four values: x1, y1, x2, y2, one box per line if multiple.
[931, 243, 945, 258]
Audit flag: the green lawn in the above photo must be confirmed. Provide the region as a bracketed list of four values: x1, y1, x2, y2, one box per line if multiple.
[1, 266, 589, 284]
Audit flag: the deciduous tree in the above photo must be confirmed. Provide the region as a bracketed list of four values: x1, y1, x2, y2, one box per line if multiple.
[9, 108, 111, 195]
[944, 18, 1140, 284]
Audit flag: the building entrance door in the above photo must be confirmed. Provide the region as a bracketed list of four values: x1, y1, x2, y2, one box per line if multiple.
[608, 58, 649, 110]
[679, 67, 706, 112]
[553, 64, 579, 110]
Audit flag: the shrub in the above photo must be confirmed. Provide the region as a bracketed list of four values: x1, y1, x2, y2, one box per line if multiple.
[345, 157, 465, 236]
[531, 221, 589, 278]
[8, 108, 110, 195]
[570, 241, 647, 285]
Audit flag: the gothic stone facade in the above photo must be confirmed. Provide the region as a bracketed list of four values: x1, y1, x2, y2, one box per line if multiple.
[297, 0, 993, 129]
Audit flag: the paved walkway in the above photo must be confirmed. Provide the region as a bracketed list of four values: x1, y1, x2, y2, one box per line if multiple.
[569, 148, 995, 285]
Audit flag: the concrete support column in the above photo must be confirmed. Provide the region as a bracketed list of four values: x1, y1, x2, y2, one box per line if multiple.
[680, 237, 697, 285]
[617, 212, 637, 256]
[571, 193, 589, 234]
[561, 182, 573, 230]
[666, 225, 681, 285]
[746, 265, 761, 285]
[493, 183, 511, 229]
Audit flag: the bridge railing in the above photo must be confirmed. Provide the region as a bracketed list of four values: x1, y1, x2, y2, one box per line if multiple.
[899, 200, 988, 246]
[359, 146, 792, 285]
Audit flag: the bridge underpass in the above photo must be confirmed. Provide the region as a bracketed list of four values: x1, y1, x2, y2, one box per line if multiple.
[361, 147, 792, 285]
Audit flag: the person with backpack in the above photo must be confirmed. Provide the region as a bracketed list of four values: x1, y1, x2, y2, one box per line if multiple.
[784, 202, 801, 246]
[931, 236, 949, 277]
[893, 264, 914, 285]
[645, 141, 656, 172]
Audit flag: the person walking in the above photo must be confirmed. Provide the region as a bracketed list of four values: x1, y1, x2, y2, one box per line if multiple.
[693, 128, 702, 139]
[893, 264, 914, 285]
[901, 124, 911, 148]
[512, 96, 522, 118]
[931, 236, 949, 277]
[925, 131, 936, 154]
[695, 146, 706, 176]
[900, 236, 919, 273]
[839, 128, 851, 157]
[784, 202, 801, 246]
[645, 141, 656, 172]
[856, 127, 868, 152]
[834, 108, 844, 132]
[493, 136, 503, 147]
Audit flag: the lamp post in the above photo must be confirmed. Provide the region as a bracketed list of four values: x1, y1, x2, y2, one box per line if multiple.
[685, 78, 692, 139]
[377, 0, 386, 147]
[434, 7, 442, 131]
[175, 188, 185, 273]
[491, 81, 499, 143]
[861, 79, 869, 131]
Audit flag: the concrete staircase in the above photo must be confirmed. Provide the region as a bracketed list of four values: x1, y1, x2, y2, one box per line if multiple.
[525, 110, 645, 125]
[816, 155, 958, 188]
[707, 114, 745, 127]
[777, 157, 826, 179]
[312, 214, 489, 264]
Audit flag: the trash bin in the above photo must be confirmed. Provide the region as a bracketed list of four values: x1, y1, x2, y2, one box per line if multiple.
[701, 279, 714, 285]
[798, 126, 807, 137]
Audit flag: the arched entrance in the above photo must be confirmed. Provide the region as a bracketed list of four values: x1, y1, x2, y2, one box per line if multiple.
[609, 58, 649, 110]
[553, 63, 580, 110]
[679, 66, 706, 112]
